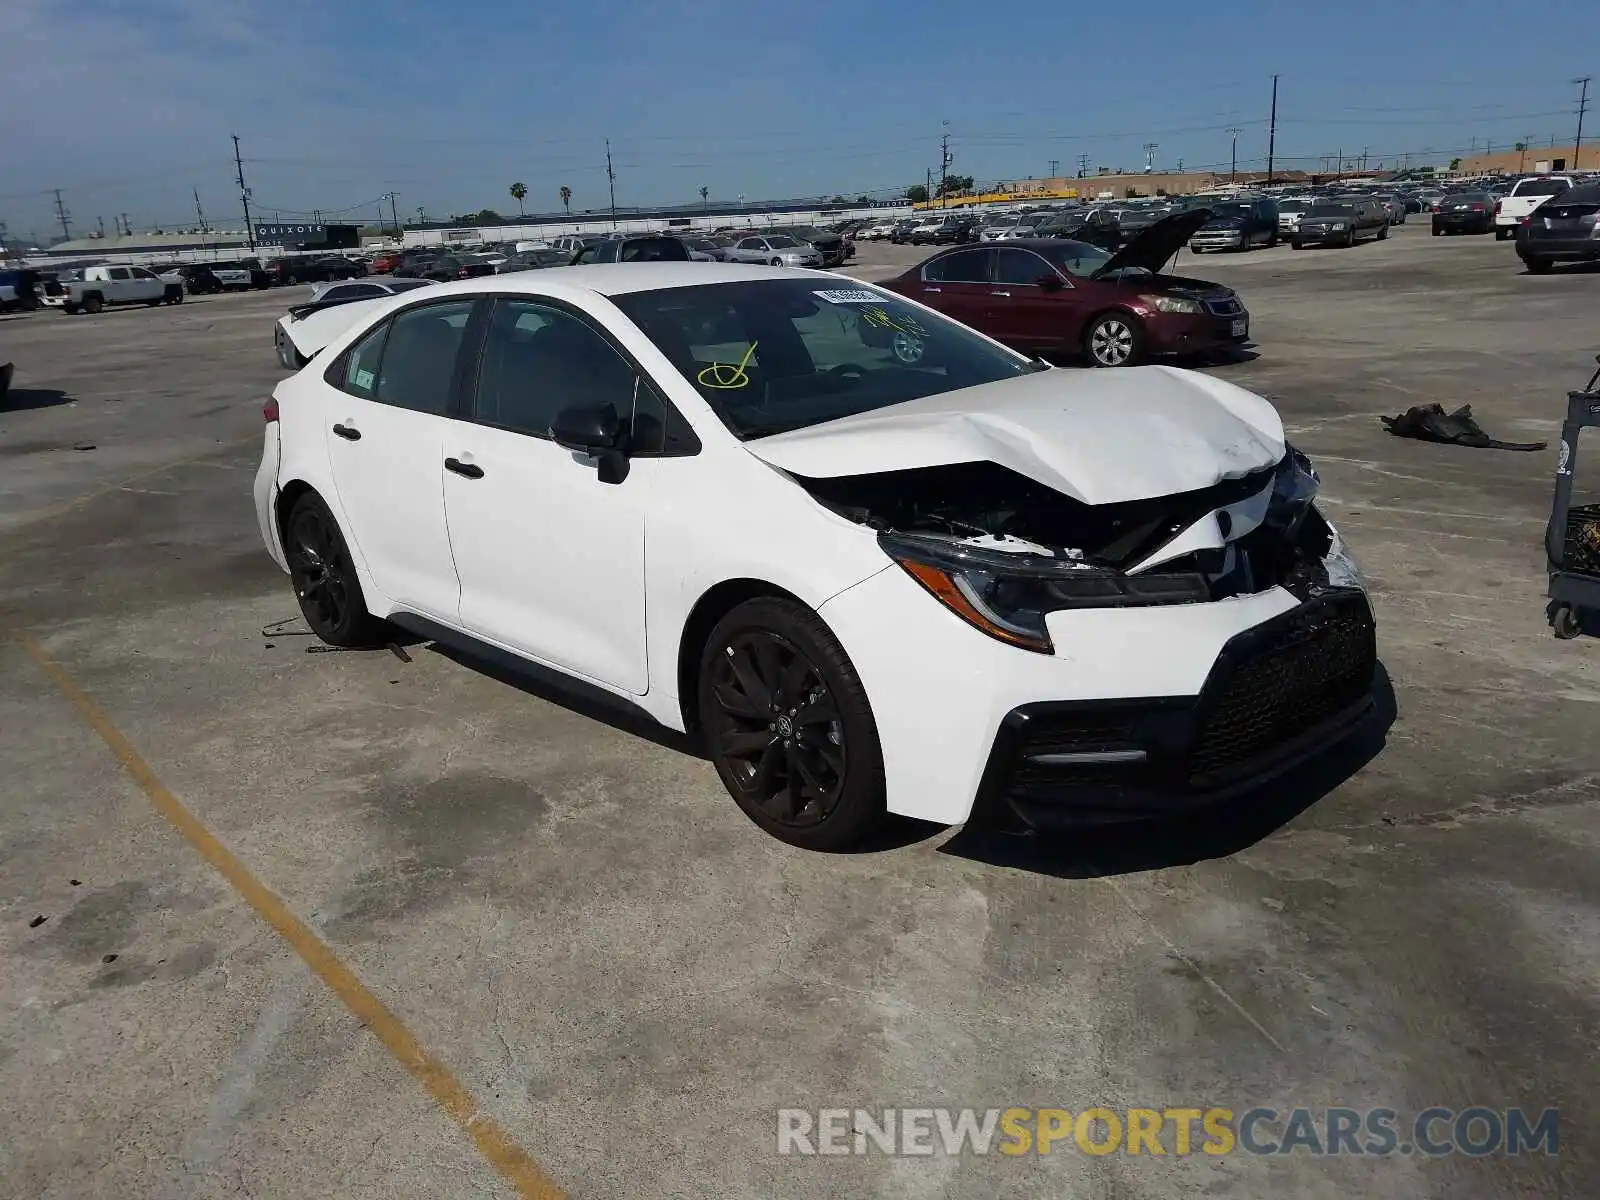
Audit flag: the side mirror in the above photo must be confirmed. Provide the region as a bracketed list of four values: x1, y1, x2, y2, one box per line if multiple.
[1036, 273, 1065, 291]
[550, 403, 629, 484]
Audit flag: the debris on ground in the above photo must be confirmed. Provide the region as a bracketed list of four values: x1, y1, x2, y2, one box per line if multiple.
[28, 915, 47, 928]
[1381, 403, 1547, 451]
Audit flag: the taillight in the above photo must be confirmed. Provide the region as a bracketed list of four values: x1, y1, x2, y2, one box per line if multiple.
[457, 267, 471, 278]
[1471, 203, 1484, 211]
[263, 397, 279, 423]
[1494, 200, 1502, 214]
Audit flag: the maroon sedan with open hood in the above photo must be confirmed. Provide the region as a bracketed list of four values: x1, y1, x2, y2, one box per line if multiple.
[881, 210, 1249, 367]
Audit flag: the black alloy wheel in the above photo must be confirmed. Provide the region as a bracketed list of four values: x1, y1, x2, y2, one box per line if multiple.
[699, 598, 885, 849]
[284, 493, 383, 646]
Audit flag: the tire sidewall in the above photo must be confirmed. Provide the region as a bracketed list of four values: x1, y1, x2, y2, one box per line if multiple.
[697, 597, 886, 850]
[284, 491, 383, 647]
[1084, 312, 1143, 368]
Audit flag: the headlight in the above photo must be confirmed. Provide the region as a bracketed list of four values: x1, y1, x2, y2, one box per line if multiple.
[1138, 293, 1203, 314]
[879, 532, 1208, 654]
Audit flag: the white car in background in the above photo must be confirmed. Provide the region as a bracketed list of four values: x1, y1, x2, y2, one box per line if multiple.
[274, 277, 435, 368]
[1495, 175, 1577, 238]
[253, 263, 1377, 848]
[1275, 196, 1314, 240]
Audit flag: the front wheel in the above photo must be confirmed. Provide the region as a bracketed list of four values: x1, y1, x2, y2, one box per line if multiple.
[82, 294, 104, 314]
[1084, 312, 1143, 367]
[770, 258, 783, 266]
[1523, 257, 1553, 274]
[1432, 226, 1442, 236]
[1378, 223, 1389, 240]
[698, 597, 886, 850]
[283, 492, 386, 648]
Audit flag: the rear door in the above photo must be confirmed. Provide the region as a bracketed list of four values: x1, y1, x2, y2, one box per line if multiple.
[988, 247, 1073, 350]
[913, 247, 993, 329]
[322, 297, 477, 620]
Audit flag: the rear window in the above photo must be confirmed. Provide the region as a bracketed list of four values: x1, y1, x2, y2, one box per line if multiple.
[1513, 178, 1571, 197]
[1306, 204, 1355, 217]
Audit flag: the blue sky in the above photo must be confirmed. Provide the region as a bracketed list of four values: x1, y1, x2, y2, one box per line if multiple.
[2, 0, 1595, 240]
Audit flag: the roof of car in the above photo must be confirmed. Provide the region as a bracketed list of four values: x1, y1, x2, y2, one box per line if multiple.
[386, 261, 843, 299]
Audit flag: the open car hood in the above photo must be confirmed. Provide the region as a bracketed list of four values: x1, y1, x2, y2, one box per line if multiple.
[1092, 208, 1213, 277]
[743, 365, 1285, 506]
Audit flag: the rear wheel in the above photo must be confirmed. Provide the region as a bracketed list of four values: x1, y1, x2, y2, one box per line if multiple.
[1495, 227, 1509, 241]
[1378, 223, 1389, 240]
[82, 293, 104, 314]
[1432, 225, 1441, 236]
[698, 597, 885, 850]
[770, 258, 783, 266]
[1084, 312, 1144, 367]
[1523, 257, 1554, 274]
[283, 492, 386, 648]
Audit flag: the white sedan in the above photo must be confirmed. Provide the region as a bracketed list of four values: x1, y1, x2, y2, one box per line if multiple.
[274, 278, 436, 368]
[253, 263, 1377, 848]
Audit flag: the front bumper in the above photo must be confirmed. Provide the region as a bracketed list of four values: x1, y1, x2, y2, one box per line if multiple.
[970, 590, 1376, 830]
[817, 552, 1373, 828]
[1142, 308, 1250, 355]
[1295, 226, 1349, 243]
[1189, 229, 1245, 250]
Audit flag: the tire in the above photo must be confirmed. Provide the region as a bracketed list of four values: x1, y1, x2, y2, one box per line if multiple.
[62, 302, 80, 315]
[1495, 228, 1509, 241]
[1084, 312, 1144, 367]
[170, 290, 183, 304]
[145, 298, 162, 307]
[1378, 223, 1388, 241]
[770, 258, 783, 266]
[283, 491, 387, 648]
[697, 596, 886, 850]
[1291, 240, 1302, 250]
[1523, 257, 1553, 274]
[1432, 226, 1441, 236]
[82, 293, 104, 314]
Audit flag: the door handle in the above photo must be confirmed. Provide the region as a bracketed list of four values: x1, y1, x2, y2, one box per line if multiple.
[332, 423, 361, 441]
[924, 286, 941, 293]
[444, 457, 484, 479]
[990, 290, 1011, 297]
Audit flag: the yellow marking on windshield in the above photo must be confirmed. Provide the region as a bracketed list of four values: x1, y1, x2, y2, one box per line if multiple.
[698, 341, 758, 389]
[862, 306, 927, 337]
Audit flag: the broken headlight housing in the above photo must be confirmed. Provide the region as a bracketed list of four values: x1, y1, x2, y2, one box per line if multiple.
[879, 531, 1209, 655]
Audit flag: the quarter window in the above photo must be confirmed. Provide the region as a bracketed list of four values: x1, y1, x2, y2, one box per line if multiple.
[339, 322, 389, 398]
[372, 300, 475, 414]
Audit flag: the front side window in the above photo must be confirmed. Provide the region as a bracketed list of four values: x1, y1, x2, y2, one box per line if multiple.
[923, 248, 989, 283]
[994, 248, 1055, 286]
[766, 236, 799, 249]
[471, 299, 636, 437]
[611, 278, 1038, 441]
[108, 267, 131, 280]
[373, 300, 475, 414]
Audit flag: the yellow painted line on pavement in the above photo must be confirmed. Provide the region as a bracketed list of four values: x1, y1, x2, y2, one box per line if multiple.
[22, 634, 565, 1200]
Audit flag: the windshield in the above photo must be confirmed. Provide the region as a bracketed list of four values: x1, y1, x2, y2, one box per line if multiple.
[1306, 203, 1354, 217]
[1036, 240, 1113, 277]
[1208, 202, 1257, 218]
[1277, 199, 1310, 212]
[766, 235, 799, 248]
[610, 279, 1039, 440]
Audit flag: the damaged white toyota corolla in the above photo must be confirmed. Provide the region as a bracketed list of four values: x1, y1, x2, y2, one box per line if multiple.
[253, 263, 1376, 849]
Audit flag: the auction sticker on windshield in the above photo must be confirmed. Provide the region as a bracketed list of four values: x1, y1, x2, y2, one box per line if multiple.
[814, 289, 881, 304]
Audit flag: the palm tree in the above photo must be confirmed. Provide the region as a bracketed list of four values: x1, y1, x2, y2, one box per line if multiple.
[509, 182, 527, 216]
[699, 185, 709, 212]
[559, 186, 572, 216]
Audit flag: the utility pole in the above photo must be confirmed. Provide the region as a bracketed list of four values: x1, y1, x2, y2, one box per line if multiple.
[1361, 146, 1370, 170]
[193, 187, 209, 233]
[388, 192, 400, 236]
[1266, 73, 1279, 185]
[1048, 158, 1059, 179]
[938, 120, 952, 209]
[1227, 127, 1241, 181]
[96, 215, 105, 237]
[1576, 76, 1592, 167]
[1142, 142, 1157, 173]
[52, 189, 71, 241]
[1077, 153, 1090, 179]
[120, 212, 130, 237]
[416, 205, 426, 225]
[925, 167, 932, 206]
[605, 138, 618, 229]
[232, 134, 256, 250]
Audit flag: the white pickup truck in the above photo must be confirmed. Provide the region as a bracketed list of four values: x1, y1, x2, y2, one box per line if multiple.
[1495, 175, 1577, 239]
[42, 265, 185, 314]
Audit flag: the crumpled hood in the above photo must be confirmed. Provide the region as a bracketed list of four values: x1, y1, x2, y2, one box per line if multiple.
[744, 365, 1286, 505]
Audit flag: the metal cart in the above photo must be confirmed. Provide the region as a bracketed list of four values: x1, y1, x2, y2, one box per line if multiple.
[1546, 354, 1600, 639]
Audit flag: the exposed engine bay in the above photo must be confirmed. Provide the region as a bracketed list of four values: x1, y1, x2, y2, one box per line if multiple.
[797, 450, 1340, 605]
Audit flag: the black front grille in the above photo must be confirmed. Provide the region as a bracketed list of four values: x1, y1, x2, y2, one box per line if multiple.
[1189, 596, 1376, 786]
[1205, 296, 1243, 317]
